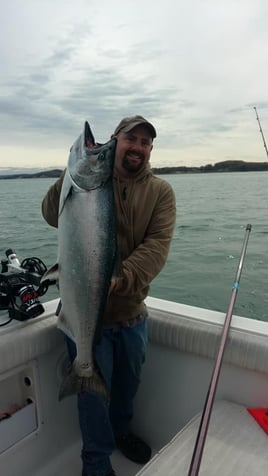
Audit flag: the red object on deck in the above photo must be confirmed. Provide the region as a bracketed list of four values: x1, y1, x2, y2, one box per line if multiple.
[247, 408, 268, 435]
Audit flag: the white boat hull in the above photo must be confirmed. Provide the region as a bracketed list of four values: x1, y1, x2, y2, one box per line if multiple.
[1, 297, 268, 475]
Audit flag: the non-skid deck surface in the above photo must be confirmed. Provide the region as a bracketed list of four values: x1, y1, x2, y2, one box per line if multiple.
[136, 400, 268, 475]
[36, 442, 144, 476]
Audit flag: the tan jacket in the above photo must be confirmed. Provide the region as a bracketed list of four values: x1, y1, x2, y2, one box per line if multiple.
[41, 165, 176, 323]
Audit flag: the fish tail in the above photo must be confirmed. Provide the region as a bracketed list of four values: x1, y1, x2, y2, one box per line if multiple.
[58, 366, 109, 401]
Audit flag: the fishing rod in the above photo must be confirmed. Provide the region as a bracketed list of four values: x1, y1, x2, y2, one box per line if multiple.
[187, 224, 252, 476]
[254, 106, 268, 160]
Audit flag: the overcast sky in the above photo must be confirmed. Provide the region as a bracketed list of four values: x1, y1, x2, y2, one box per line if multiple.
[1, 0, 268, 170]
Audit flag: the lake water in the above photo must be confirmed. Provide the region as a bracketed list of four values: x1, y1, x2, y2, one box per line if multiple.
[0, 172, 267, 321]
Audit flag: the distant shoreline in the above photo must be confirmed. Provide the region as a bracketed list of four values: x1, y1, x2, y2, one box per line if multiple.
[153, 160, 268, 175]
[0, 160, 267, 179]
[0, 169, 63, 179]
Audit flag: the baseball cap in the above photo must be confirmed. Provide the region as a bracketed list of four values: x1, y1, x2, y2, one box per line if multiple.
[113, 115, 157, 139]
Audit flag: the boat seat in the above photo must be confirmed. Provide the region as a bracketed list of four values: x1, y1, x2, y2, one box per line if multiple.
[136, 400, 268, 475]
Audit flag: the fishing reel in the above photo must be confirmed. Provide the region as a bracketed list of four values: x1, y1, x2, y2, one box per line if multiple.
[0, 249, 53, 323]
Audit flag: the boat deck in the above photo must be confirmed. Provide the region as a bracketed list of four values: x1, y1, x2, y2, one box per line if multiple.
[2, 299, 268, 475]
[136, 400, 268, 475]
[23, 400, 268, 476]
[30, 441, 145, 476]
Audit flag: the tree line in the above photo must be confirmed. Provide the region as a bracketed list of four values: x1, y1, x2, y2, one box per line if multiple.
[152, 160, 268, 174]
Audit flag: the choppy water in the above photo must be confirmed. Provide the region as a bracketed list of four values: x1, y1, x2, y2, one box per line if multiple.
[0, 172, 267, 321]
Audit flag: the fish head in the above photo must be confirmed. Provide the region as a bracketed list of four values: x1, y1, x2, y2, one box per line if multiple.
[68, 122, 117, 190]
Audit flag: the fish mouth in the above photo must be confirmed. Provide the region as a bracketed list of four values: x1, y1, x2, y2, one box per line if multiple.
[84, 121, 96, 149]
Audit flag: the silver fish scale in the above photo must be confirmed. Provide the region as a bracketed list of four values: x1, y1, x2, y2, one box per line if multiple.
[57, 137, 117, 382]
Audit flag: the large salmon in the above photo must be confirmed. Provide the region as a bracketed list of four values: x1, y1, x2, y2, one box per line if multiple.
[49, 122, 117, 400]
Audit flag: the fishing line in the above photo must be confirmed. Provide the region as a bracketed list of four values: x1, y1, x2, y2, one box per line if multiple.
[254, 107, 268, 160]
[188, 224, 252, 476]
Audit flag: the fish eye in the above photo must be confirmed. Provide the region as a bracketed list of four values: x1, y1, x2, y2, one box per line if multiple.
[99, 153, 105, 160]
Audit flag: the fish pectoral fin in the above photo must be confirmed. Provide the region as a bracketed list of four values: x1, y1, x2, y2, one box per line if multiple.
[58, 366, 109, 401]
[58, 172, 74, 217]
[40, 263, 59, 284]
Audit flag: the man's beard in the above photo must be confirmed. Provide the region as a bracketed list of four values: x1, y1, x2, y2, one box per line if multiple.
[121, 153, 145, 174]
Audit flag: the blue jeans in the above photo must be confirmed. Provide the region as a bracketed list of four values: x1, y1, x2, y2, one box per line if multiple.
[65, 317, 148, 476]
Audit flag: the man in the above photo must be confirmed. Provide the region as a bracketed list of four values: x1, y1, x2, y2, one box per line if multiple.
[42, 115, 176, 476]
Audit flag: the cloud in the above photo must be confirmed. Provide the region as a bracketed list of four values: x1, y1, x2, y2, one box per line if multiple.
[0, 0, 268, 167]
[0, 38, 185, 148]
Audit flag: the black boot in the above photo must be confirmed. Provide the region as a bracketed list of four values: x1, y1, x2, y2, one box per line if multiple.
[115, 433, 152, 464]
[82, 469, 116, 476]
